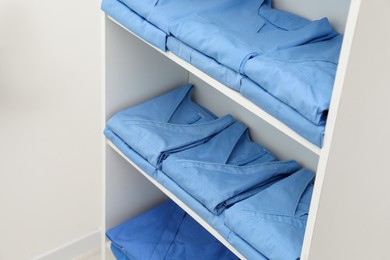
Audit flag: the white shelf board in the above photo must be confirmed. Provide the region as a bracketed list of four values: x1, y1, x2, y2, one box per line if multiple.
[107, 15, 321, 156]
[106, 139, 246, 259]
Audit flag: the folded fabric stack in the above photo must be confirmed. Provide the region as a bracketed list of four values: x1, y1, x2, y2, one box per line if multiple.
[105, 85, 315, 259]
[101, 0, 342, 147]
[107, 200, 238, 260]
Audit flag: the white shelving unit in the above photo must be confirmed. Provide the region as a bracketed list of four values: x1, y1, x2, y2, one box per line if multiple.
[102, 0, 390, 259]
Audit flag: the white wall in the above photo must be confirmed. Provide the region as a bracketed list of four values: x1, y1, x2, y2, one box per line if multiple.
[0, 1, 102, 259]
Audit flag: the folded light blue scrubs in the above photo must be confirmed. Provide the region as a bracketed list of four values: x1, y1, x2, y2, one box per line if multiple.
[166, 0, 341, 126]
[166, 36, 243, 92]
[107, 200, 238, 259]
[161, 120, 300, 214]
[105, 84, 235, 169]
[224, 168, 315, 260]
[167, 37, 326, 147]
[243, 34, 342, 126]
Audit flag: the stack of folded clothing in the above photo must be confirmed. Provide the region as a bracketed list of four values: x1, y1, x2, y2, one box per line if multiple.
[107, 200, 238, 260]
[101, 0, 342, 147]
[224, 169, 315, 259]
[105, 85, 315, 259]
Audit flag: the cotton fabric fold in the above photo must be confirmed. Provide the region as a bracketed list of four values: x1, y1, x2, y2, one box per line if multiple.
[224, 168, 315, 260]
[105, 84, 235, 168]
[107, 200, 238, 259]
[167, 37, 326, 146]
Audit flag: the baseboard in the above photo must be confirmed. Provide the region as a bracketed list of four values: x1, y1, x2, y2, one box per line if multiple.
[31, 229, 102, 260]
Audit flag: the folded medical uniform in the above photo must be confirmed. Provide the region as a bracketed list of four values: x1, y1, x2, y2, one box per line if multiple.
[161, 121, 300, 214]
[167, 37, 327, 147]
[168, 0, 341, 126]
[107, 200, 238, 260]
[105, 84, 235, 170]
[225, 168, 315, 260]
[242, 34, 342, 126]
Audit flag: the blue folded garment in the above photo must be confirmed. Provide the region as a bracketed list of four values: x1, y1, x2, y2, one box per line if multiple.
[243, 35, 343, 125]
[166, 36, 243, 92]
[168, 0, 341, 126]
[107, 200, 238, 260]
[163, 156, 300, 215]
[167, 37, 326, 147]
[167, 0, 340, 85]
[104, 128, 158, 178]
[224, 168, 315, 260]
[167, 0, 265, 73]
[105, 84, 235, 168]
[162, 121, 276, 166]
[240, 78, 325, 147]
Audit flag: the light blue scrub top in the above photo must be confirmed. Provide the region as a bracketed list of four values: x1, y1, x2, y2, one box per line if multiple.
[243, 34, 342, 126]
[224, 168, 314, 260]
[161, 120, 300, 214]
[167, 36, 326, 147]
[162, 118, 299, 214]
[107, 200, 238, 259]
[167, 0, 341, 126]
[163, 156, 300, 215]
[105, 84, 235, 168]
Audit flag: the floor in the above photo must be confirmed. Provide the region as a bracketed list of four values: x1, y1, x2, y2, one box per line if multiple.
[73, 246, 116, 260]
[73, 248, 101, 260]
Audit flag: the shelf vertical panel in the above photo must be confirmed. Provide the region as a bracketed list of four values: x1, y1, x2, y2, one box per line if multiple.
[104, 16, 188, 231]
[302, 0, 390, 258]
